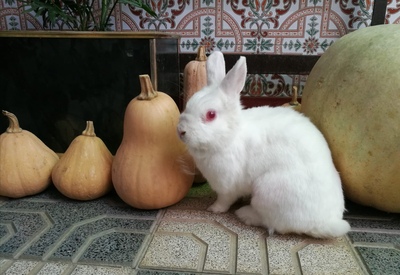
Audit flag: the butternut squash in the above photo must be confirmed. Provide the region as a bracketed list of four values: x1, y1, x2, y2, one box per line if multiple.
[112, 74, 195, 209]
[183, 46, 208, 184]
[183, 46, 208, 108]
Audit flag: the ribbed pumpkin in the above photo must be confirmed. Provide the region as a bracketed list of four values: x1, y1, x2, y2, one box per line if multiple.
[112, 74, 195, 209]
[0, 110, 59, 198]
[183, 46, 208, 184]
[51, 121, 113, 200]
[301, 24, 400, 213]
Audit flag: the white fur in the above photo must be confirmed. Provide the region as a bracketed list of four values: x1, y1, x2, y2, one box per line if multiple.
[177, 51, 350, 238]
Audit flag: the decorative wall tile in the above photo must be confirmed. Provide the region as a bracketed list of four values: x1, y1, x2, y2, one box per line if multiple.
[0, 1, 399, 100]
[1, 0, 399, 55]
[387, 0, 400, 24]
[242, 74, 307, 97]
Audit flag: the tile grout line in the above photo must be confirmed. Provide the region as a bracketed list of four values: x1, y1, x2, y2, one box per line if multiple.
[352, 241, 398, 249]
[230, 231, 238, 275]
[0, 258, 14, 274]
[27, 261, 45, 275]
[194, 233, 208, 273]
[350, 227, 400, 235]
[41, 215, 107, 261]
[71, 228, 117, 263]
[71, 227, 152, 264]
[343, 234, 371, 275]
[8, 211, 54, 259]
[60, 263, 77, 275]
[291, 241, 307, 275]
[132, 209, 165, 271]
[261, 233, 269, 275]
[0, 222, 16, 247]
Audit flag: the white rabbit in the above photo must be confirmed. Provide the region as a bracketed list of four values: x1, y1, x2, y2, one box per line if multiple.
[177, 51, 350, 238]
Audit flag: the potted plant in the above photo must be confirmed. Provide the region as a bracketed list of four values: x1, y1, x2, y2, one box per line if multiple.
[17, 0, 156, 31]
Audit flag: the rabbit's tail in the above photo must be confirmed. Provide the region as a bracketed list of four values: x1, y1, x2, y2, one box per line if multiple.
[308, 219, 351, 239]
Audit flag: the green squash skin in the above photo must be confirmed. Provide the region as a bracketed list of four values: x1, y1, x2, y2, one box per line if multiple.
[301, 24, 400, 213]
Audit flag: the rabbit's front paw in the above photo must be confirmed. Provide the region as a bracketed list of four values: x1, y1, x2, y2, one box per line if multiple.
[207, 202, 230, 213]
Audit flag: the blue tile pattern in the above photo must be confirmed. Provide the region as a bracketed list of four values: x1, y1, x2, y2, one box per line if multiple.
[345, 201, 400, 275]
[356, 247, 400, 275]
[0, 186, 157, 267]
[50, 218, 153, 261]
[80, 231, 147, 265]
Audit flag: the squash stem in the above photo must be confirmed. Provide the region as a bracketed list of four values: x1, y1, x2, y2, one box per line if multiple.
[138, 75, 158, 100]
[289, 86, 300, 106]
[82, 121, 96, 137]
[195, 46, 207, 62]
[2, 110, 22, 133]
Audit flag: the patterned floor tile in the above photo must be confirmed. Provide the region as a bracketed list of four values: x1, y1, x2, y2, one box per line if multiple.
[142, 204, 268, 274]
[79, 230, 147, 265]
[143, 184, 366, 275]
[140, 232, 206, 271]
[2, 260, 39, 275]
[136, 270, 199, 275]
[356, 247, 400, 275]
[36, 262, 70, 275]
[70, 264, 133, 275]
[49, 218, 152, 262]
[348, 231, 400, 245]
[344, 199, 400, 275]
[0, 259, 13, 273]
[266, 234, 306, 274]
[297, 237, 363, 275]
[1, 183, 400, 274]
[0, 187, 158, 267]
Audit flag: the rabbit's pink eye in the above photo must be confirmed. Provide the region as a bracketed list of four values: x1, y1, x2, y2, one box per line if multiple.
[205, 110, 217, 122]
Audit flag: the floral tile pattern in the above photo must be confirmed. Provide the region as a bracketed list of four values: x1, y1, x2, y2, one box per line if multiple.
[0, 0, 399, 100]
[1, 0, 399, 55]
[1, 1, 399, 99]
[242, 74, 307, 97]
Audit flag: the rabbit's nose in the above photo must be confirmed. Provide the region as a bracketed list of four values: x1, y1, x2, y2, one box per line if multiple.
[177, 126, 186, 140]
[179, 130, 186, 138]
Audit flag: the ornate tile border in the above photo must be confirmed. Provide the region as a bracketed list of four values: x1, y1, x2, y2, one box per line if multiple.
[1, 0, 399, 55]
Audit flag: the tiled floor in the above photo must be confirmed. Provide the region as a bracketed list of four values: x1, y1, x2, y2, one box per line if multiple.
[0, 183, 399, 275]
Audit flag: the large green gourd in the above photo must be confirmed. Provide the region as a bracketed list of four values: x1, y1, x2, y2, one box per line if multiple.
[302, 24, 400, 213]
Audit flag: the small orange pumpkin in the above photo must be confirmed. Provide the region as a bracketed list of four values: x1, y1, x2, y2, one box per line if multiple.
[51, 121, 113, 200]
[0, 110, 59, 198]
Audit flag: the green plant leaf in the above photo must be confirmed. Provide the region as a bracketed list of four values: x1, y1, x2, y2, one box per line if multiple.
[17, 0, 156, 30]
[119, 0, 156, 17]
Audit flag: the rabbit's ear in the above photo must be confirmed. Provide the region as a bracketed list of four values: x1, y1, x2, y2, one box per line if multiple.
[220, 56, 247, 98]
[207, 51, 226, 85]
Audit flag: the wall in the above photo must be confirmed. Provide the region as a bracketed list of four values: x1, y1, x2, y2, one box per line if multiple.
[1, 0, 400, 100]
